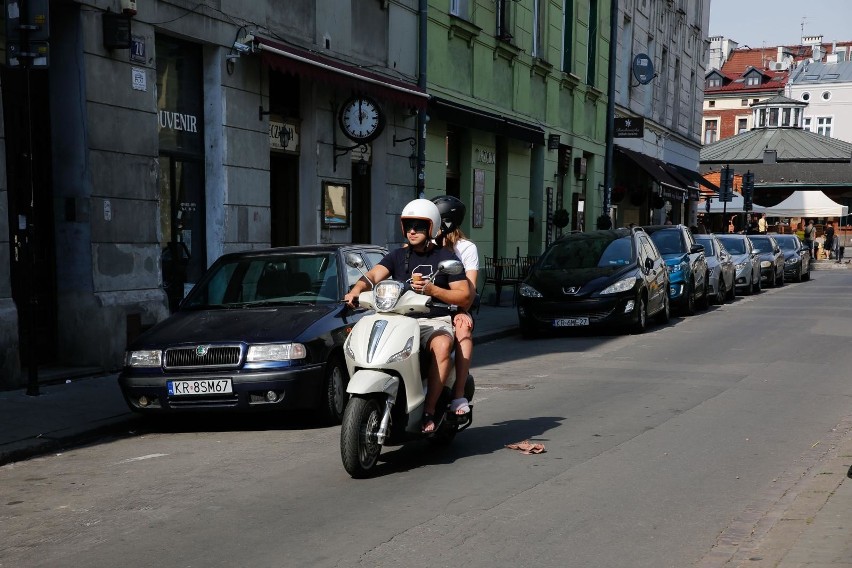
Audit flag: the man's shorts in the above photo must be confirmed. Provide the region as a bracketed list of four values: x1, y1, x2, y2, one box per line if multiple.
[416, 315, 454, 348]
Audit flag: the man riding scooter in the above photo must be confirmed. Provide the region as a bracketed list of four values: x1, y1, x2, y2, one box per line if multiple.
[343, 199, 472, 433]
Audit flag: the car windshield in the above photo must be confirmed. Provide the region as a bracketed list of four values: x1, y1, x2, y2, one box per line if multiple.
[750, 238, 774, 253]
[694, 237, 716, 257]
[775, 236, 801, 251]
[718, 237, 746, 255]
[649, 229, 685, 254]
[182, 252, 339, 309]
[539, 234, 634, 269]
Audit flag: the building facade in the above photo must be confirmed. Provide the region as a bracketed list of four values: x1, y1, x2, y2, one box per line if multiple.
[788, 60, 852, 143]
[0, 0, 612, 387]
[609, 0, 712, 228]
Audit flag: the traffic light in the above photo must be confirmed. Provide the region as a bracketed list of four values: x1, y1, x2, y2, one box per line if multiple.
[742, 171, 754, 212]
[719, 165, 734, 202]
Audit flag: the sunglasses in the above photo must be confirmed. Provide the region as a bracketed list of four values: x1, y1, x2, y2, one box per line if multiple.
[402, 219, 430, 234]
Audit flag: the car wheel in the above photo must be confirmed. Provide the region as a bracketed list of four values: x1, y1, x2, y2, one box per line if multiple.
[776, 267, 784, 287]
[631, 295, 647, 334]
[655, 293, 670, 324]
[713, 279, 725, 305]
[340, 396, 383, 479]
[697, 274, 710, 310]
[754, 271, 762, 294]
[803, 264, 811, 281]
[726, 276, 736, 302]
[795, 264, 803, 282]
[684, 281, 696, 315]
[323, 355, 350, 424]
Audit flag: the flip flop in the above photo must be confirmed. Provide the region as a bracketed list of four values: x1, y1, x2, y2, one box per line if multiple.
[449, 397, 471, 415]
[422, 413, 437, 433]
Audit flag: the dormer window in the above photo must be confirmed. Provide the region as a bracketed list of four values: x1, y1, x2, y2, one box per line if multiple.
[746, 75, 760, 86]
[707, 77, 721, 88]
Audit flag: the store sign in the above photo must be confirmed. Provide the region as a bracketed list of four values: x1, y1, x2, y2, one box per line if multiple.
[269, 120, 299, 152]
[614, 117, 644, 138]
[475, 148, 496, 165]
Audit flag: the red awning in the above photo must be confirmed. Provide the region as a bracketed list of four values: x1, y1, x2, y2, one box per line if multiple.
[251, 35, 428, 110]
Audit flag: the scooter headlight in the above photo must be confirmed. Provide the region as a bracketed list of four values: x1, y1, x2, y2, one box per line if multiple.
[344, 337, 355, 360]
[386, 337, 414, 364]
[374, 280, 404, 311]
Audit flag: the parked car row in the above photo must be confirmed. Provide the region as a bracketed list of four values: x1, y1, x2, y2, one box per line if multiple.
[517, 226, 813, 338]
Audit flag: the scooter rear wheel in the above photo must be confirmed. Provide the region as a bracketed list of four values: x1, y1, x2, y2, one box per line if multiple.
[340, 396, 382, 478]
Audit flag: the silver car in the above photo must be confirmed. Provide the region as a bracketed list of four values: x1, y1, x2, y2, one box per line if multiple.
[694, 234, 736, 304]
[716, 234, 762, 295]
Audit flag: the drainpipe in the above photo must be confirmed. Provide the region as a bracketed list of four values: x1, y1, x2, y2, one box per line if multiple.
[416, 0, 427, 199]
[603, 0, 618, 217]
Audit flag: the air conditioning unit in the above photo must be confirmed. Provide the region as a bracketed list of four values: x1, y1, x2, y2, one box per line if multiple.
[775, 62, 784, 70]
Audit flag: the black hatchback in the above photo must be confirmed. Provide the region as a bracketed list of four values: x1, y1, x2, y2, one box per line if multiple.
[118, 244, 387, 422]
[517, 228, 670, 335]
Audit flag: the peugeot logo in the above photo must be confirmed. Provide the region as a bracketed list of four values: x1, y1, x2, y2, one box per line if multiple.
[562, 286, 579, 295]
[196, 345, 209, 357]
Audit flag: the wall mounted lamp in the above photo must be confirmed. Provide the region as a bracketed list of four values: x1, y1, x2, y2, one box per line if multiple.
[393, 134, 417, 170]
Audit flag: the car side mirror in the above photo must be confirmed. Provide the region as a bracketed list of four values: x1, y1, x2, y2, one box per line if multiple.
[644, 257, 654, 271]
[691, 244, 705, 254]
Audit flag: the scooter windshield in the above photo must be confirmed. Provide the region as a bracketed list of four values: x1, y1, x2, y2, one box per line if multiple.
[374, 280, 404, 311]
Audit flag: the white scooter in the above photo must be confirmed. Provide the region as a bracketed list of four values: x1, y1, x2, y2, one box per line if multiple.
[340, 254, 474, 478]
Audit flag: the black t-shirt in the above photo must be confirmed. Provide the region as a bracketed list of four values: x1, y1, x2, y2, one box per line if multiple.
[378, 246, 465, 318]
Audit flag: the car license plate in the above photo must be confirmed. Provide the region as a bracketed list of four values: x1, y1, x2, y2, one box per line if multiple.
[553, 317, 589, 327]
[167, 379, 233, 396]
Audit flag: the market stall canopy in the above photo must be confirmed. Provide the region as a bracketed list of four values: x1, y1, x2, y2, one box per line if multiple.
[704, 192, 765, 213]
[761, 190, 848, 217]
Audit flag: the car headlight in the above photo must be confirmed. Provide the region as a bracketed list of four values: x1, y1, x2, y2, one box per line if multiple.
[760, 260, 772, 268]
[601, 276, 637, 295]
[519, 283, 543, 298]
[386, 337, 414, 364]
[785, 257, 798, 265]
[735, 261, 748, 270]
[125, 350, 162, 368]
[246, 343, 307, 362]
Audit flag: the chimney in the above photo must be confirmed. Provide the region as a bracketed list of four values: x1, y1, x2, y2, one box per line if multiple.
[763, 149, 777, 164]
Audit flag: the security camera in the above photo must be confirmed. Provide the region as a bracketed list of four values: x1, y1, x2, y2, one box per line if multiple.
[232, 41, 251, 54]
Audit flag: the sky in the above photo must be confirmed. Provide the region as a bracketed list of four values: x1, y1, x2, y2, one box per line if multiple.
[708, 0, 852, 48]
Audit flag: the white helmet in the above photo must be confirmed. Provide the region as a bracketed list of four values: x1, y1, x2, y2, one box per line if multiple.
[400, 198, 442, 239]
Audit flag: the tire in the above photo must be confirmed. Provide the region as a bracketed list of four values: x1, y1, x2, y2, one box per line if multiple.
[683, 281, 696, 315]
[631, 295, 648, 334]
[795, 263, 803, 283]
[697, 274, 710, 310]
[322, 355, 349, 424]
[340, 396, 383, 479]
[655, 293, 670, 324]
[710, 278, 723, 305]
[803, 263, 811, 281]
[726, 276, 736, 302]
[776, 267, 784, 287]
[753, 271, 762, 294]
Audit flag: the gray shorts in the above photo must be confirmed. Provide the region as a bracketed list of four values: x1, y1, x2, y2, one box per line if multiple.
[416, 315, 454, 348]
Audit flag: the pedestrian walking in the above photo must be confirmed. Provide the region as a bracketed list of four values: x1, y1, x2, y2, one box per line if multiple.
[757, 213, 767, 234]
[803, 219, 815, 258]
[825, 222, 836, 260]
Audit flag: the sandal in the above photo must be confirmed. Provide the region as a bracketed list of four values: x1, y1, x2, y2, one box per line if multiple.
[422, 413, 437, 434]
[449, 397, 471, 416]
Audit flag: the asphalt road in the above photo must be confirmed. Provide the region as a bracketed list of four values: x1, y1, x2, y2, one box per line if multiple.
[2, 271, 852, 568]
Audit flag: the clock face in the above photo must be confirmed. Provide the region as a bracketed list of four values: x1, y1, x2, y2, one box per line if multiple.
[338, 96, 385, 143]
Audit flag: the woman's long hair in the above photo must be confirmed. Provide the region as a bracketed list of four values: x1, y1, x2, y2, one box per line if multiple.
[443, 228, 468, 248]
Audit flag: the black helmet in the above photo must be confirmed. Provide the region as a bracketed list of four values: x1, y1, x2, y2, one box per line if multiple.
[431, 195, 466, 234]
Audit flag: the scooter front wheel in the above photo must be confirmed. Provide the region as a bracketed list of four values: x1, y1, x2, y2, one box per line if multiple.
[340, 396, 383, 478]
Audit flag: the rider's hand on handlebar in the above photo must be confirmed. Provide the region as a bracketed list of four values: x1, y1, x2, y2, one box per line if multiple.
[343, 291, 360, 308]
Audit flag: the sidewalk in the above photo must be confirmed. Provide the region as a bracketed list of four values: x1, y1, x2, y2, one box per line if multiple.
[0, 302, 519, 467]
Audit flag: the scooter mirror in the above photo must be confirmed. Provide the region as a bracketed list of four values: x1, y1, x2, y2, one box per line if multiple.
[437, 259, 464, 275]
[345, 253, 366, 269]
